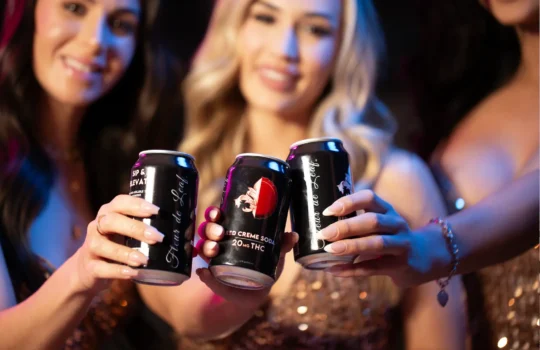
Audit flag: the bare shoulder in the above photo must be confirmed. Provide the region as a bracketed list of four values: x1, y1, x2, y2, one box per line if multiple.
[373, 148, 446, 227]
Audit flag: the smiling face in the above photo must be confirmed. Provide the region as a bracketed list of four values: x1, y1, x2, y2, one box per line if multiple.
[237, 0, 342, 118]
[479, 0, 539, 27]
[33, 0, 141, 106]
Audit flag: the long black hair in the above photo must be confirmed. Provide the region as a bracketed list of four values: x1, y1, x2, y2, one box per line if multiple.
[410, 0, 521, 159]
[0, 0, 186, 298]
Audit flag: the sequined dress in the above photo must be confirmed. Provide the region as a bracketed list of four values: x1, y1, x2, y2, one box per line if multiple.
[432, 164, 540, 350]
[180, 270, 401, 350]
[16, 257, 139, 350]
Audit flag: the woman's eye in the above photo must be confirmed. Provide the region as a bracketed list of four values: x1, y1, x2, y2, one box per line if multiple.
[254, 13, 275, 25]
[110, 19, 136, 36]
[63, 2, 87, 16]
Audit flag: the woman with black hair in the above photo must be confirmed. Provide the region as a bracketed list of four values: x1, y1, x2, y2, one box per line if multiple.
[0, 0, 195, 348]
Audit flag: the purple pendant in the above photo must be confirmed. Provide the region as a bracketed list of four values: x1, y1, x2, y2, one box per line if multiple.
[437, 290, 449, 307]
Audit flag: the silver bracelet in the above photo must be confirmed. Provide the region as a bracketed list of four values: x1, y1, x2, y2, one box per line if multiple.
[429, 217, 459, 307]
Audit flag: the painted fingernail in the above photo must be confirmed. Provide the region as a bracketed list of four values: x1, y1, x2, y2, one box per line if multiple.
[208, 224, 224, 238]
[209, 209, 219, 220]
[204, 207, 219, 221]
[197, 222, 208, 240]
[144, 227, 164, 242]
[206, 241, 218, 251]
[323, 201, 343, 216]
[324, 242, 345, 254]
[122, 267, 138, 276]
[318, 226, 337, 240]
[141, 202, 160, 214]
[128, 251, 149, 266]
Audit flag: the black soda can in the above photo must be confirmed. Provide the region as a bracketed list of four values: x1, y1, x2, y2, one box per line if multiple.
[287, 138, 356, 270]
[126, 150, 198, 286]
[210, 153, 291, 290]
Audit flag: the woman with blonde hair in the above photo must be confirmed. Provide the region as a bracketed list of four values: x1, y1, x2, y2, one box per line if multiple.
[137, 0, 467, 348]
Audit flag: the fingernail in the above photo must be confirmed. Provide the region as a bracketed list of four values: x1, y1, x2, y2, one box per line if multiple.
[128, 251, 149, 266]
[323, 201, 343, 216]
[318, 226, 337, 240]
[144, 227, 164, 242]
[122, 267, 138, 276]
[141, 202, 160, 214]
[292, 232, 299, 244]
[197, 222, 208, 240]
[204, 207, 218, 221]
[209, 209, 219, 220]
[209, 224, 224, 238]
[207, 241, 218, 251]
[324, 242, 345, 254]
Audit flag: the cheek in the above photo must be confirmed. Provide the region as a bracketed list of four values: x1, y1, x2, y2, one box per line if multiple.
[109, 38, 136, 77]
[33, 4, 73, 62]
[238, 26, 260, 69]
[302, 41, 336, 86]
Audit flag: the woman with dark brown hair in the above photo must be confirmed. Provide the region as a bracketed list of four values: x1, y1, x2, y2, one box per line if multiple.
[0, 0, 192, 347]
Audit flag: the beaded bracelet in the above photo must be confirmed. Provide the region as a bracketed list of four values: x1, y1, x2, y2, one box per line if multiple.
[429, 217, 459, 307]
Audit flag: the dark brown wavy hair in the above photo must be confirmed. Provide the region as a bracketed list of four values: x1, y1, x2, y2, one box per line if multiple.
[0, 0, 186, 298]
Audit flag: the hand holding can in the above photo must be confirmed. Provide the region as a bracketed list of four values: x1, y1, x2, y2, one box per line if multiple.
[125, 150, 199, 286]
[195, 206, 298, 306]
[208, 154, 292, 290]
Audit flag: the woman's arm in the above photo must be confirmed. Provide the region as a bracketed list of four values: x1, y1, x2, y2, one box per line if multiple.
[0, 195, 163, 349]
[374, 150, 466, 350]
[138, 226, 297, 340]
[318, 166, 538, 288]
[431, 167, 538, 276]
[0, 248, 95, 349]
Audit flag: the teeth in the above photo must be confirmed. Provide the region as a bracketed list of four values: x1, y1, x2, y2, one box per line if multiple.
[64, 57, 92, 73]
[261, 69, 289, 82]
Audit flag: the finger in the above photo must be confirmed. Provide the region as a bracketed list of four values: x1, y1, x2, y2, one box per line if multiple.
[98, 195, 159, 217]
[204, 222, 225, 241]
[323, 235, 407, 256]
[87, 259, 139, 280]
[88, 234, 149, 267]
[197, 221, 208, 240]
[322, 190, 394, 217]
[204, 206, 222, 222]
[318, 212, 408, 241]
[203, 240, 220, 258]
[325, 256, 401, 277]
[92, 213, 164, 244]
[280, 232, 299, 255]
[196, 239, 210, 263]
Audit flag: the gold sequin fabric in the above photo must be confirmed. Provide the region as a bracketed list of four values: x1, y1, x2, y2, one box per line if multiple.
[179, 269, 400, 350]
[19, 258, 138, 350]
[469, 247, 539, 350]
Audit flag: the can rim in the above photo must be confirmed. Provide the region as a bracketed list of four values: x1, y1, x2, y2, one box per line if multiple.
[236, 153, 287, 166]
[139, 149, 195, 160]
[289, 137, 343, 149]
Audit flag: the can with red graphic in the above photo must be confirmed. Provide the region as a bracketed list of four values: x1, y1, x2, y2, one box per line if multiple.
[287, 137, 357, 270]
[209, 154, 291, 290]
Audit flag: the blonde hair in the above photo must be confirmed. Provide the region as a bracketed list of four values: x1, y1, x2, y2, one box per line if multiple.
[180, 0, 397, 215]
